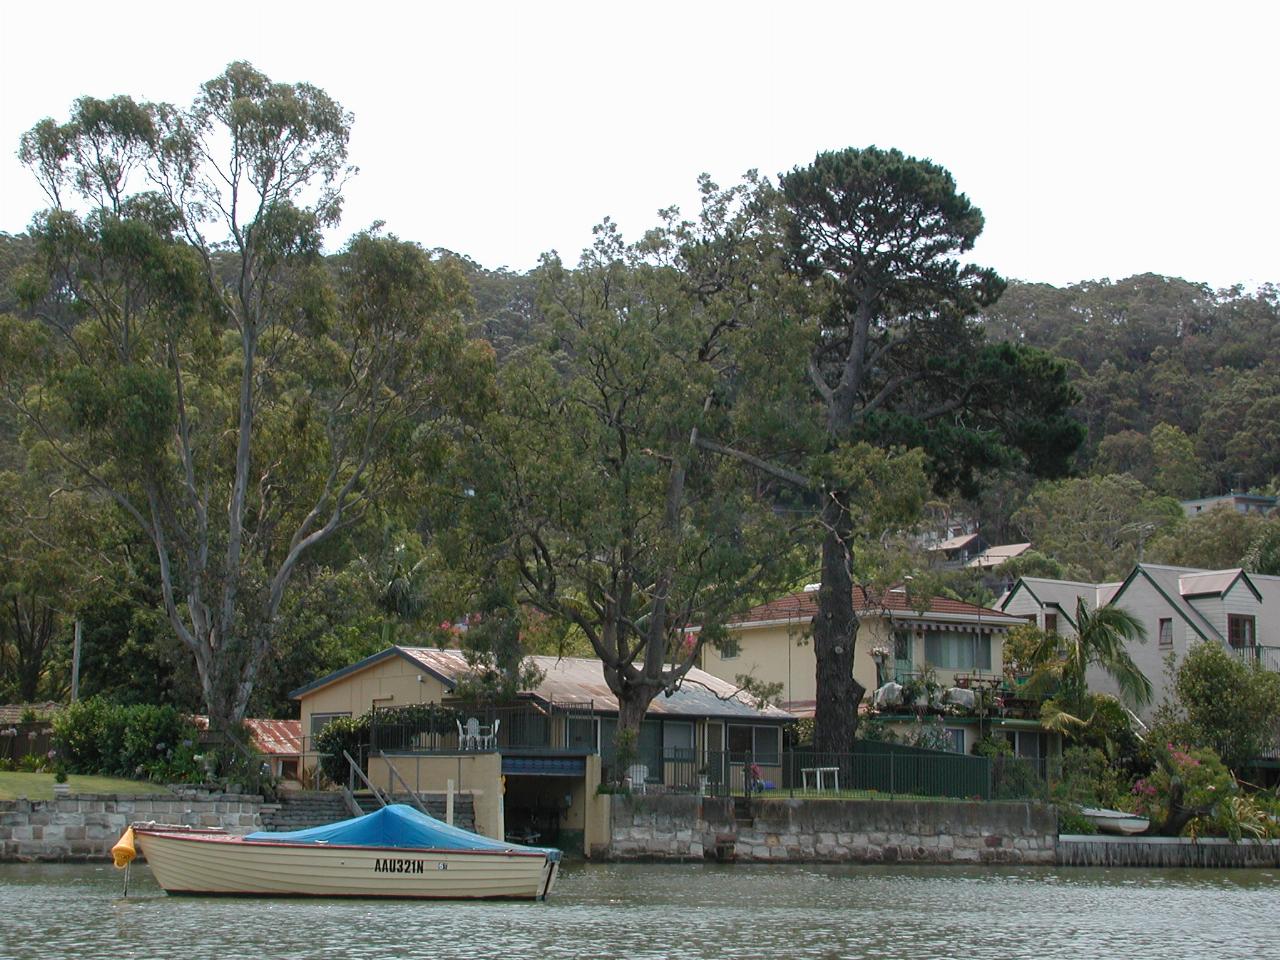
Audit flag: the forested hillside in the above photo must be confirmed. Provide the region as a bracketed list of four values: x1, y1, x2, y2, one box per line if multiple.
[984, 274, 1280, 494]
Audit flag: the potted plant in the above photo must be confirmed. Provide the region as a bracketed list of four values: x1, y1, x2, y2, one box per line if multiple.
[52, 755, 69, 797]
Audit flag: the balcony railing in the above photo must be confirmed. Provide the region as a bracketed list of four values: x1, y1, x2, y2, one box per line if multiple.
[369, 700, 596, 755]
[1231, 645, 1280, 672]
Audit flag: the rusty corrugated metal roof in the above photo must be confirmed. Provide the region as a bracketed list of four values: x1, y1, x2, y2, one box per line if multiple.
[244, 718, 302, 756]
[395, 647, 792, 721]
[193, 716, 303, 756]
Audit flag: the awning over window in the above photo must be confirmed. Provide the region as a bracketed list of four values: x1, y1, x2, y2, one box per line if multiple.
[502, 757, 587, 777]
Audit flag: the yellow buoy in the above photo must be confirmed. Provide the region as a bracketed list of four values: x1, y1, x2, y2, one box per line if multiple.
[111, 826, 136, 869]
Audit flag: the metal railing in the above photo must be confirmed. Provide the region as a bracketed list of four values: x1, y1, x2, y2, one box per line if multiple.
[1232, 645, 1280, 672]
[606, 745, 1057, 802]
[369, 701, 597, 755]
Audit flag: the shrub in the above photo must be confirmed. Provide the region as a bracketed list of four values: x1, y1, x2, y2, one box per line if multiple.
[1057, 806, 1098, 835]
[1052, 745, 1132, 810]
[901, 716, 953, 752]
[314, 714, 372, 786]
[977, 735, 1048, 801]
[52, 697, 200, 782]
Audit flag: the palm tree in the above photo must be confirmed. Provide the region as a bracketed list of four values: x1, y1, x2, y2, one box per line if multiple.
[1030, 598, 1152, 733]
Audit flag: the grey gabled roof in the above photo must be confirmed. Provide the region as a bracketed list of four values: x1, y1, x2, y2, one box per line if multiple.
[1000, 577, 1102, 628]
[1179, 568, 1261, 601]
[1105, 564, 1219, 643]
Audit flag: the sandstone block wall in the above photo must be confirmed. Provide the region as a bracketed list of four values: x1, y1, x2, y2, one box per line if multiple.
[604, 795, 1057, 864]
[0, 790, 265, 862]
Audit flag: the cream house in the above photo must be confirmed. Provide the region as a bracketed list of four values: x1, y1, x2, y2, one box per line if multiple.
[700, 586, 1042, 759]
[704, 585, 1024, 715]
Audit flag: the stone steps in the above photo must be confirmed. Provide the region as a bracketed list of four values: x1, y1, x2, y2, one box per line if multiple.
[258, 791, 350, 831]
[354, 793, 475, 832]
[258, 790, 477, 833]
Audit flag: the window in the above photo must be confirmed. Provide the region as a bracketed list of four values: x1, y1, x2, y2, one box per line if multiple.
[1044, 613, 1058, 635]
[1000, 729, 1044, 760]
[893, 629, 913, 663]
[945, 727, 966, 755]
[662, 721, 695, 760]
[565, 715, 598, 752]
[719, 636, 740, 660]
[1016, 731, 1043, 759]
[309, 712, 350, 736]
[1023, 614, 1038, 625]
[726, 724, 781, 764]
[923, 630, 991, 670]
[1158, 618, 1173, 648]
[1228, 615, 1256, 648]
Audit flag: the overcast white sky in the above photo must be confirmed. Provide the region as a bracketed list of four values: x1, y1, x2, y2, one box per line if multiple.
[1, 1, 1276, 288]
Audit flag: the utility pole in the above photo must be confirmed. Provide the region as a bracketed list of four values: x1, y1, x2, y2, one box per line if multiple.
[71, 620, 82, 702]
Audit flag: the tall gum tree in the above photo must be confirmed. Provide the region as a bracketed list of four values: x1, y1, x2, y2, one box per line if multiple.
[1, 64, 489, 731]
[468, 203, 799, 751]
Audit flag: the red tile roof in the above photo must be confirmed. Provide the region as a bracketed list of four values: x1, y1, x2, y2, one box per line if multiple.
[730, 587, 1022, 626]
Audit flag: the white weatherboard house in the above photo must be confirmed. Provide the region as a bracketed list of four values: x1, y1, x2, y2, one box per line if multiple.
[1000, 563, 1280, 725]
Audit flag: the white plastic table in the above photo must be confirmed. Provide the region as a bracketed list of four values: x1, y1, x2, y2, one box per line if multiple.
[801, 766, 840, 791]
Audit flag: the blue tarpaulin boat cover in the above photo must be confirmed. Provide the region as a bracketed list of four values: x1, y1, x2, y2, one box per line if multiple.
[245, 804, 560, 859]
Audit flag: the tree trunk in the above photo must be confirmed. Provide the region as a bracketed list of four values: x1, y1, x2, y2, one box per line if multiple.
[616, 688, 654, 741]
[612, 676, 661, 783]
[11, 597, 57, 702]
[811, 501, 865, 755]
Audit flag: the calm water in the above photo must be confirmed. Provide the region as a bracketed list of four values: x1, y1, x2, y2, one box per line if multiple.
[0, 860, 1275, 960]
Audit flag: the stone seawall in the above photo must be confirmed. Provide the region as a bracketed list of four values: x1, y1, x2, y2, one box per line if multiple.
[0, 791, 265, 862]
[1057, 834, 1280, 868]
[604, 795, 1057, 864]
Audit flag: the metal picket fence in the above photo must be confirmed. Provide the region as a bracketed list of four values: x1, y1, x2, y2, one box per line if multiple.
[652, 745, 1056, 802]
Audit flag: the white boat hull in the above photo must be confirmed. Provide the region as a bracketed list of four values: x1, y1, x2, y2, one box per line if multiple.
[1079, 808, 1149, 836]
[135, 830, 560, 900]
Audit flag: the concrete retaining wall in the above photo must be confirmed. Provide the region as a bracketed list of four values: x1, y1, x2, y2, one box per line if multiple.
[604, 795, 1057, 864]
[0, 791, 265, 862]
[1057, 834, 1280, 868]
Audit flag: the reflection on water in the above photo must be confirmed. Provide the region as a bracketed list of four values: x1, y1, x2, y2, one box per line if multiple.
[0, 860, 1276, 960]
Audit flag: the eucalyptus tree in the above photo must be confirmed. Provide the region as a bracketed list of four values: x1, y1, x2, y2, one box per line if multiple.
[1, 64, 488, 730]
[469, 197, 801, 744]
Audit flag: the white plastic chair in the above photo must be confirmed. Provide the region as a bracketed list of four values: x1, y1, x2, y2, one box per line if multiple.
[627, 763, 649, 794]
[464, 717, 481, 751]
[479, 717, 500, 750]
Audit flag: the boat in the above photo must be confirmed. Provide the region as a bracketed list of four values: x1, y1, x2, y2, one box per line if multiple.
[1078, 806, 1150, 836]
[112, 803, 561, 900]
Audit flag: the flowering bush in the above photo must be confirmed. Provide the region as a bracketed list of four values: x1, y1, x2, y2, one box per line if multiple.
[1131, 744, 1234, 829]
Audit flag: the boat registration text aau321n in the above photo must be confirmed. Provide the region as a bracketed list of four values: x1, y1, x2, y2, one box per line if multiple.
[373, 858, 448, 873]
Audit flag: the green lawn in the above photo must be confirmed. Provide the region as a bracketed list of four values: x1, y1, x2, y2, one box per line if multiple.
[0, 772, 175, 802]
